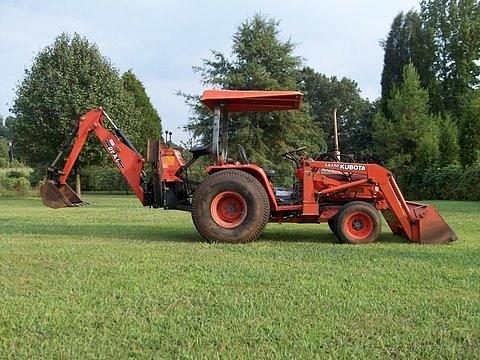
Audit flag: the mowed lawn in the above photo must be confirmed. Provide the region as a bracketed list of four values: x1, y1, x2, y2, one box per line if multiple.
[0, 195, 479, 359]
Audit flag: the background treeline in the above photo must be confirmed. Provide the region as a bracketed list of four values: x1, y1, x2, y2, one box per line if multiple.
[184, 0, 480, 199]
[372, 0, 480, 200]
[1, 0, 479, 200]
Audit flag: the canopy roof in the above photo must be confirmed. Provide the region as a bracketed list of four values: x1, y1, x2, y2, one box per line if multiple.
[201, 90, 303, 112]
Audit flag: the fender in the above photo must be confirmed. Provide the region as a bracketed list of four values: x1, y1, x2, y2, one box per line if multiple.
[206, 164, 279, 210]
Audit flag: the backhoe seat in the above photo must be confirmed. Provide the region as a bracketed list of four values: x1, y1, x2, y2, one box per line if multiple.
[237, 144, 275, 178]
[264, 169, 276, 178]
[189, 144, 210, 158]
[238, 144, 249, 164]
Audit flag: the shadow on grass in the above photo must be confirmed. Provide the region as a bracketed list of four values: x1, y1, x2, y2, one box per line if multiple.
[2, 222, 364, 244]
[3, 223, 200, 243]
[261, 226, 337, 244]
[377, 232, 410, 244]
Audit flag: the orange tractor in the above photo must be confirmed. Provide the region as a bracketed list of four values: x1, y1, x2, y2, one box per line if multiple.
[41, 90, 457, 244]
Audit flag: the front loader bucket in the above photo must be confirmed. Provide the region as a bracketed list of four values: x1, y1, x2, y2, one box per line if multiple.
[40, 180, 89, 209]
[407, 202, 457, 244]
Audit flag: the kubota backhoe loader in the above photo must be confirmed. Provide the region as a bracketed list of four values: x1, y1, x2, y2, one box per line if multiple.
[41, 90, 457, 244]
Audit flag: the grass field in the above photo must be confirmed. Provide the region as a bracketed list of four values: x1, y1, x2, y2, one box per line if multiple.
[0, 195, 479, 359]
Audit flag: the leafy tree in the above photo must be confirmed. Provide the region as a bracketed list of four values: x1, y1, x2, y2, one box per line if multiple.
[0, 116, 15, 140]
[185, 14, 325, 184]
[459, 90, 480, 166]
[300, 67, 374, 161]
[381, 12, 410, 103]
[438, 114, 460, 166]
[0, 116, 4, 137]
[381, 11, 439, 113]
[11, 33, 141, 193]
[421, 0, 480, 115]
[122, 70, 162, 150]
[0, 138, 8, 160]
[374, 64, 439, 173]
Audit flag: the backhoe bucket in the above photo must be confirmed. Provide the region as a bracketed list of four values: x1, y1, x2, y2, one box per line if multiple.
[40, 180, 89, 209]
[407, 202, 457, 244]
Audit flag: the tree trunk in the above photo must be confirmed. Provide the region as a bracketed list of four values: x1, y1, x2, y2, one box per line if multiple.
[75, 166, 81, 197]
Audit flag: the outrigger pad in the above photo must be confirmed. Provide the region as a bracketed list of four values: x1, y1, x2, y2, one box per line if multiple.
[40, 180, 89, 209]
[407, 202, 458, 244]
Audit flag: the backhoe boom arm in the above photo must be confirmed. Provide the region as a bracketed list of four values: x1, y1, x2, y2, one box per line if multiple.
[45, 108, 145, 204]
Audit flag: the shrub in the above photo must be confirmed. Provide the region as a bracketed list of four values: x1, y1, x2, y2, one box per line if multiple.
[398, 164, 479, 201]
[82, 166, 129, 192]
[6, 170, 25, 179]
[458, 166, 480, 201]
[11, 177, 31, 195]
[0, 159, 25, 169]
[0, 175, 13, 190]
[0, 175, 32, 196]
[29, 168, 46, 187]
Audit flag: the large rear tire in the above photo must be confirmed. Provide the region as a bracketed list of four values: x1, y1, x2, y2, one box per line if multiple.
[334, 201, 381, 244]
[192, 170, 270, 243]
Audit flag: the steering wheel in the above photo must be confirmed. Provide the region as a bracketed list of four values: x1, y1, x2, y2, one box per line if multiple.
[314, 152, 356, 180]
[315, 152, 355, 163]
[279, 146, 307, 157]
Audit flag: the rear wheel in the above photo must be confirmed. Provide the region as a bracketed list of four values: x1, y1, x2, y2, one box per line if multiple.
[192, 170, 270, 243]
[334, 201, 381, 244]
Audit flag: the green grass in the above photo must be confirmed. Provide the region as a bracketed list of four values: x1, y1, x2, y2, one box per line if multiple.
[0, 195, 479, 359]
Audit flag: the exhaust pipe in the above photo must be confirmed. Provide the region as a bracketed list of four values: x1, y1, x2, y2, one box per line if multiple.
[40, 180, 89, 209]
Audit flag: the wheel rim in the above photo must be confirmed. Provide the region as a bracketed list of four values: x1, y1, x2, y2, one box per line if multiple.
[211, 191, 247, 228]
[345, 212, 373, 240]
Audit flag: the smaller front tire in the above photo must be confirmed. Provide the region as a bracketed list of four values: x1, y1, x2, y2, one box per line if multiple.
[328, 217, 338, 237]
[334, 201, 381, 244]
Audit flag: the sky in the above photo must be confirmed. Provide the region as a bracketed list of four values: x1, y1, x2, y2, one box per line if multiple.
[0, 0, 419, 142]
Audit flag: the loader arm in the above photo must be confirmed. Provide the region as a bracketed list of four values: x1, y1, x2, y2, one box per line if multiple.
[310, 161, 457, 244]
[42, 108, 145, 208]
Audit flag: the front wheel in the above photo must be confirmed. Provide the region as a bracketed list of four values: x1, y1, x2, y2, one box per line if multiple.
[328, 217, 338, 237]
[191, 170, 270, 243]
[334, 201, 382, 244]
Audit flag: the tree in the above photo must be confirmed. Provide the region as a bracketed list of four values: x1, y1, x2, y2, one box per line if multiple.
[459, 90, 480, 166]
[0, 115, 6, 139]
[300, 67, 374, 161]
[438, 114, 460, 167]
[380, 11, 439, 113]
[0, 116, 15, 140]
[11, 33, 141, 193]
[374, 64, 439, 173]
[122, 70, 162, 150]
[381, 12, 410, 103]
[421, 0, 480, 115]
[185, 14, 325, 184]
[0, 138, 8, 160]
[0, 115, 13, 166]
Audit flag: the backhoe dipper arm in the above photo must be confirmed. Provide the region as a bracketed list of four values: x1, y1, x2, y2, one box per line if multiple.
[50, 108, 145, 204]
